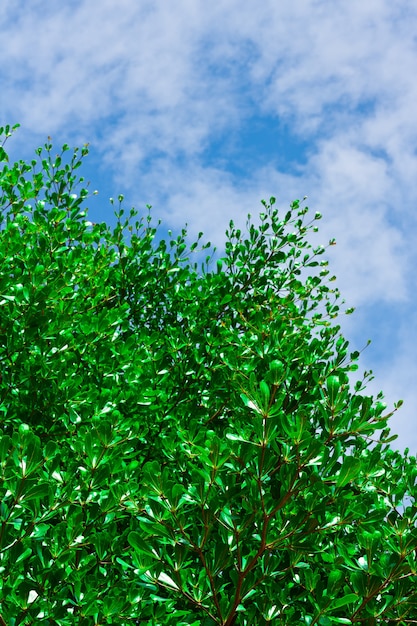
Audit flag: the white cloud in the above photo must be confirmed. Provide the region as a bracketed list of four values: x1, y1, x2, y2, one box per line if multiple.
[305, 141, 409, 305]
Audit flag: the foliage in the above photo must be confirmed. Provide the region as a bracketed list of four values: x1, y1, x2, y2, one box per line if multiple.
[0, 124, 416, 625]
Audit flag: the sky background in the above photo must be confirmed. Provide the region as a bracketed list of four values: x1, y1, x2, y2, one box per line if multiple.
[1, 0, 417, 452]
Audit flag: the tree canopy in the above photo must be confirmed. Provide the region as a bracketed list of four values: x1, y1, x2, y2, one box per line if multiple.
[0, 124, 416, 625]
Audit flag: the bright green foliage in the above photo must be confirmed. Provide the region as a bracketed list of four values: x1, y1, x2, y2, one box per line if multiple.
[0, 125, 416, 625]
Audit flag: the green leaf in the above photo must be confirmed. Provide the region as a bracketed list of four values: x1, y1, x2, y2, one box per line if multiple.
[128, 531, 159, 559]
[269, 360, 285, 384]
[330, 593, 358, 609]
[336, 457, 362, 488]
[15, 547, 32, 564]
[157, 571, 180, 590]
[0, 146, 9, 162]
[326, 375, 340, 405]
[23, 482, 50, 501]
[327, 569, 343, 594]
[0, 435, 12, 462]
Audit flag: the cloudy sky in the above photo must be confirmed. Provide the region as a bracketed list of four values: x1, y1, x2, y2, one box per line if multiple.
[1, 1, 417, 452]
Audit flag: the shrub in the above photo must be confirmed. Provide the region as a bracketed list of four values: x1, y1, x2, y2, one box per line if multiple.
[0, 125, 416, 625]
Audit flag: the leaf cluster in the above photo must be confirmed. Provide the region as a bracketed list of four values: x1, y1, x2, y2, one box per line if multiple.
[0, 126, 416, 625]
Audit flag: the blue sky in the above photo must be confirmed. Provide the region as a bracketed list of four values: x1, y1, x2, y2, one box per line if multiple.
[1, 0, 417, 452]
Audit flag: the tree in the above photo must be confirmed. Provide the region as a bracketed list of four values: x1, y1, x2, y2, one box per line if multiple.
[0, 123, 416, 625]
